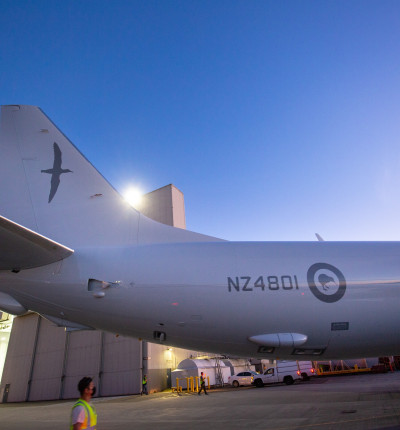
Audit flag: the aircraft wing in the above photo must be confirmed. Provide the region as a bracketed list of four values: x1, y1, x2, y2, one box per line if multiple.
[0, 215, 74, 271]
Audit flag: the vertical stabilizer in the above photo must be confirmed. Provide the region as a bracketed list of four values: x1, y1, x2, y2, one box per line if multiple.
[0, 105, 139, 247]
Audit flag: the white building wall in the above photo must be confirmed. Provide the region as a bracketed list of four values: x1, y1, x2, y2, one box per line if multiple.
[147, 344, 204, 371]
[0, 335, 10, 381]
[0, 314, 12, 382]
[140, 184, 186, 229]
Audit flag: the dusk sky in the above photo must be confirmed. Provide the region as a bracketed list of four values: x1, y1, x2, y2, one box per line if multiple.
[2, 0, 400, 241]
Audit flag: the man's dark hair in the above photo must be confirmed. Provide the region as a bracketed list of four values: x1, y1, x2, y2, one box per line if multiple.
[78, 377, 93, 396]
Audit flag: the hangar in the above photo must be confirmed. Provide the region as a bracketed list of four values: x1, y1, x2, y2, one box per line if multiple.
[0, 184, 207, 402]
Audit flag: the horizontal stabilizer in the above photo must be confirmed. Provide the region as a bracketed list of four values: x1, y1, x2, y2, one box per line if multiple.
[41, 314, 94, 331]
[0, 292, 27, 315]
[0, 215, 74, 271]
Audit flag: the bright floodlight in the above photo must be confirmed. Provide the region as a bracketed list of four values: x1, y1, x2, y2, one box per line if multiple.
[123, 187, 143, 208]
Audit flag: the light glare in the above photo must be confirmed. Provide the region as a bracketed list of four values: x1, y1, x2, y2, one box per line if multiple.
[123, 187, 143, 208]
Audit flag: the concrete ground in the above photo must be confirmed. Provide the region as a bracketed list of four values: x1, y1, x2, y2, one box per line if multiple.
[1, 372, 400, 429]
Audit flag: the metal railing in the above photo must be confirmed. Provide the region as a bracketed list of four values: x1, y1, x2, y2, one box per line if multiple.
[174, 376, 210, 393]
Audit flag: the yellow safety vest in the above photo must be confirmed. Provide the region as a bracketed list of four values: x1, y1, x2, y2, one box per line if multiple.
[70, 399, 97, 430]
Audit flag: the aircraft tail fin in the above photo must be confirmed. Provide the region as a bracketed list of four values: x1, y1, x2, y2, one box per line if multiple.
[0, 105, 219, 249]
[0, 105, 140, 248]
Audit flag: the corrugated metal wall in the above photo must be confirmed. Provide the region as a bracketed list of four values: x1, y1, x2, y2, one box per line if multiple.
[28, 314, 66, 401]
[100, 333, 142, 396]
[0, 315, 143, 401]
[61, 330, 103, 399]
[1, 314, 40, 402]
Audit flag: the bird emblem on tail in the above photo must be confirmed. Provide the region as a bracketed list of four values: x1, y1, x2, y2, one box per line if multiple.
[41, 142, 73, 203]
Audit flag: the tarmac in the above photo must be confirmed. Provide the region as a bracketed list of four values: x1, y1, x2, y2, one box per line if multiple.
[1, 372, 400, 429]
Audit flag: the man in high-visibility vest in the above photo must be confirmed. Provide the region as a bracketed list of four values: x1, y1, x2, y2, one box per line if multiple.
[142, 374, 148, 395]
[70, 376, 97, 430]
[198, 372, 208, 395]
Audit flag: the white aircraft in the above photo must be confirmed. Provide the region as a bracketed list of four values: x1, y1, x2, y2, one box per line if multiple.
[0, 105, 399, 360]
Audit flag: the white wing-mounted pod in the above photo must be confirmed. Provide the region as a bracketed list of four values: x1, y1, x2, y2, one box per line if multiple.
[248, 333, 308, 348]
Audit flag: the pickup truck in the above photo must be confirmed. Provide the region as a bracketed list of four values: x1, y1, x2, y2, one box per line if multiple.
[253, 361, 302, 387]
[297, 361, 316, 380]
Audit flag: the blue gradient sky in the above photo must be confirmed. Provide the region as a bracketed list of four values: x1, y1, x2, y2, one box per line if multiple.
[2, 0, 400, 241]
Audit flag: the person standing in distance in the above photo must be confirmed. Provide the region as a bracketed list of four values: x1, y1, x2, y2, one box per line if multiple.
[70, 377, 97, 430]
[198, 372, 208, 395]
[142, 374, 148, 395]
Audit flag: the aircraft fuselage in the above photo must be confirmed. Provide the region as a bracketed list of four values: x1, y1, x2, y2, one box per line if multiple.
[1, 240, 399, 360]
